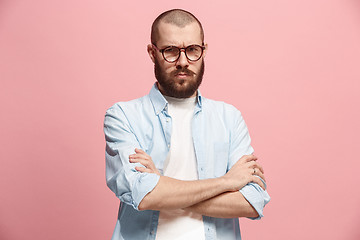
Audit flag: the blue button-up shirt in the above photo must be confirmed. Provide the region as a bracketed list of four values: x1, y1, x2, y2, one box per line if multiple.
[104, 83, 270, 240]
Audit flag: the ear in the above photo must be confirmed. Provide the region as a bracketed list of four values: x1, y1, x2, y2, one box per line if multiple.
[147, 44, 156, 63]
[202, 43, 208, 59]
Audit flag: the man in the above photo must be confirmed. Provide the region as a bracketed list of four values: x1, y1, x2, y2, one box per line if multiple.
[104, 9, 270, 240]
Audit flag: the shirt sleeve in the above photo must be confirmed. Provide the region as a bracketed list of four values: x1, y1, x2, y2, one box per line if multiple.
[104, 104, 160, 210]
[228, 107, 270, 220]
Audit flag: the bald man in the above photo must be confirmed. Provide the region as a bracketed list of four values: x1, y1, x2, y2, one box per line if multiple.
[104, 9, 270, 240]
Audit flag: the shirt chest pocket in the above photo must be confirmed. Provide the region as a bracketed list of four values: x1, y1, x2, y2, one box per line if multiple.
[213, 142, 229, 177]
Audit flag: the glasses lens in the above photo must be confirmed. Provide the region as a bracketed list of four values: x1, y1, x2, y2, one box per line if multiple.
[186, 45, 203, 61]
[163, 47, 180, 62]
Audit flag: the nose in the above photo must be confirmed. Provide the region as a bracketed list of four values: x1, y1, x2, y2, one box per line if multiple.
[176, 49, 189, 68]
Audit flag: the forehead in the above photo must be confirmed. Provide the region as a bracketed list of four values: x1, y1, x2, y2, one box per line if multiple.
[156, 21, 202, 47]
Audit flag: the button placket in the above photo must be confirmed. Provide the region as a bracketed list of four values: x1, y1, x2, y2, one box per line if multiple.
[161, 110, 172, 151]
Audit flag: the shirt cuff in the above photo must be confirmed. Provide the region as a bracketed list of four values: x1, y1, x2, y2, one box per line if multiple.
[132, 172, 160, 210]
[239, 177, 270, 220]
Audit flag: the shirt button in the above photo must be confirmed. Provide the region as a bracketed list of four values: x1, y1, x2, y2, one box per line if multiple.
[150, 230, 154, 235]
[166, 118, 169, 122]
[167, 144, 170, 148]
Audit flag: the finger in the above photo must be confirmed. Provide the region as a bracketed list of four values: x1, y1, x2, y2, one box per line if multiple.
[245, 160, 258, 169]
[253, 168, 266, 182]
[247, 161, 264, 174]
[138, 151, 151, 160]
[135, 148, 146, 154]
[251, 176, 266, 190]
[241, 155, 257, 163]
[130, 152, 145, 157]
[129, 154, 147, 160]
[257, 164, 264, 174]
[135, 166, 153, 173]
[129, 153, 150, 161]
[129, 158, 149, 167]
[252, 162, 264, 174]
[133, 149, 150, 159]
[253, 163, 264, 174]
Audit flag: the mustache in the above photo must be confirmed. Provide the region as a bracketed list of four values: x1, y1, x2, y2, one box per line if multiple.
[172, 68, 195, 76]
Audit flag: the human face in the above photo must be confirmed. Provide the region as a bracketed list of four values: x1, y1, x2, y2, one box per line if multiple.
[148, 22, 207, 98]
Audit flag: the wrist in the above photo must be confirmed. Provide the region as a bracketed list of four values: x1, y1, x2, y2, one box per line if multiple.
[218, 176, 233, 192]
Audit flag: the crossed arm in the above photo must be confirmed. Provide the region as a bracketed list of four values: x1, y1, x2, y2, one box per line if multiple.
[130, 148, 266, 218]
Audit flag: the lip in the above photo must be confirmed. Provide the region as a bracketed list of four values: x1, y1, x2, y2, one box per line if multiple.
[175, 73, 190, 78]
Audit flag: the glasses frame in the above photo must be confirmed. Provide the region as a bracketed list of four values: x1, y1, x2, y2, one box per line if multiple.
[152, 44, 205, 63]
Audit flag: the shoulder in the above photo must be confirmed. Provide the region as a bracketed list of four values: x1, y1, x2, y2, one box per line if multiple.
[202, 97, 242, 118]
[105, 95, 151, 116]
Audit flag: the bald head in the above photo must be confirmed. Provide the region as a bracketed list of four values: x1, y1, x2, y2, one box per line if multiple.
[151, 9, 204, 45]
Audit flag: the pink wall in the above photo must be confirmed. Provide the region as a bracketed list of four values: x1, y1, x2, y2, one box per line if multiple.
[1, 0, 359, 239]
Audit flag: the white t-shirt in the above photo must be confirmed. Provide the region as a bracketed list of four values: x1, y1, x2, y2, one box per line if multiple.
[155, 95, 205, 240]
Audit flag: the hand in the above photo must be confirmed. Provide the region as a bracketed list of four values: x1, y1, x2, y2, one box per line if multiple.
[222, 155, 266, 191]
[129, 148, 161, 175]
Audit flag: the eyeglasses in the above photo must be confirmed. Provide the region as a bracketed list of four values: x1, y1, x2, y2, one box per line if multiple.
[152, 44, 205, 63]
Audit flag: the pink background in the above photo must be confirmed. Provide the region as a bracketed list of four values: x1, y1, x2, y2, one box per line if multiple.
[1, 0, 359, 239]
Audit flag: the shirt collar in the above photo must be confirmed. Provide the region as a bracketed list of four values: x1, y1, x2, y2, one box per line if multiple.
[149, 83, 203, 115]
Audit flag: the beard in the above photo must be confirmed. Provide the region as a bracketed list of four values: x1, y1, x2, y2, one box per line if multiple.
[154, 58, 204, 98]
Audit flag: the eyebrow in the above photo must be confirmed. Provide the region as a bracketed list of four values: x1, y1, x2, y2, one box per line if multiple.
[158, 43, 203, 49]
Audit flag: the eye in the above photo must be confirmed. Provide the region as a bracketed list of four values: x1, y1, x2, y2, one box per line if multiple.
[164, 47, 177, 53]
[187, 46, 200, 52]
